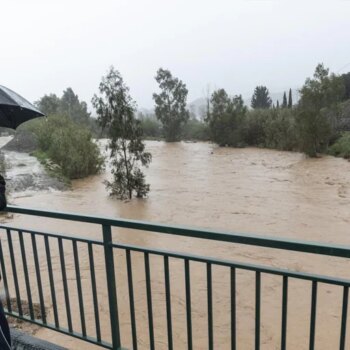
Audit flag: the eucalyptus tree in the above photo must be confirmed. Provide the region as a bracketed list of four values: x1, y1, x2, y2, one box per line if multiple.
[153, 68, 189, 141]
[92, 67, 151, 199]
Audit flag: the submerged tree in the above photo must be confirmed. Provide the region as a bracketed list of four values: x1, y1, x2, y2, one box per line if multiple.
[153, 68, 189, 141]
[92, 67, 151, 199]
[251, 86, 272, 109]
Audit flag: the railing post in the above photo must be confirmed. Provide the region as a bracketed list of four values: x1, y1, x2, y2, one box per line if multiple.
[103, 224, 121, 349]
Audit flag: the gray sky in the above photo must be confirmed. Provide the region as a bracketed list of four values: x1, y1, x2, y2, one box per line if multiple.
[1, 0, 350, 111]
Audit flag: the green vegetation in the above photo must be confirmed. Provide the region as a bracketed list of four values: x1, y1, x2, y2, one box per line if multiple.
[138, 113, 163, 139]
[206, 89, 246, 146]
[251, 86, 272, 109]
[35, 88, 101, 136]
[328, 133, 350, 159]
[202, 63, 350, 158]
[296, 64, 345, 156]
[288, 88, 293, 108]
[92, 67, 151, 199]
[153, 68, 190, 142]
[29, 115, 104, 180]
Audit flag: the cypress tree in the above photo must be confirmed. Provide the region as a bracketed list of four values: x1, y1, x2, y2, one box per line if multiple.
[276, 100, 280, 109]
[282, 92, 287, 108]
[288, 88, 293, 108]
[251, 86, 272, 109]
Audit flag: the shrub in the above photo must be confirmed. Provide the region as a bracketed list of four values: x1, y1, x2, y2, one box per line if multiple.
[31, 115, 104, 179]
[328, 132, 350, 159]
[183, 118, 210, 141]
[263, 109, 298, 151]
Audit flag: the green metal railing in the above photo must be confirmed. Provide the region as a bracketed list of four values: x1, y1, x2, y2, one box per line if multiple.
[0, 205, 350, 349]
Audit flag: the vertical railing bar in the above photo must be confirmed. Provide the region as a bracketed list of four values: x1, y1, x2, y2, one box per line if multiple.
[339, 286, 348, 350]
[31, 232, 46, 324]
[88, 243, 101, 342]
[185, 259, 193, 350]
[7, 229, 22, 316]
[0, 240, 12, 312]
[255, 271, 261, 350]
[281, 276, 288, 350]
[231, 267, 236, 350]
[144, 252, 155, 350]
[73, 241, 86, 337]
[309, 281, 318, 350]
[126, 249, 137, 350]
[44, 236, 59, 328]
[18, 231, 34, 320]
[58, 237, 73, 332]
[164, 255, 173, 350]
[207, 263, 213, 350]
[102, 224, 121, 349]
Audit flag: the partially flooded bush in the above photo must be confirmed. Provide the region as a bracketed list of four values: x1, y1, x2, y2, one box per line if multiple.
[328, 132, 350, 159]
[242, 108, 298, 151]
[31, 115, 104, 179]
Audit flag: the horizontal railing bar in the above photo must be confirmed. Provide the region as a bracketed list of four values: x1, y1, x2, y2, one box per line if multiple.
[0, 225, 103, 245]
[112, 243, 350, 287]
[3, 311, 114, 349]
[6, 205, 350, 258]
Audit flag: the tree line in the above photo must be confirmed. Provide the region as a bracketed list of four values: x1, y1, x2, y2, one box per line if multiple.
[31, 64, 350, 200]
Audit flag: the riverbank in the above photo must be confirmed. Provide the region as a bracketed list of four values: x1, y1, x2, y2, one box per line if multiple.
[0, 136, 68, 197]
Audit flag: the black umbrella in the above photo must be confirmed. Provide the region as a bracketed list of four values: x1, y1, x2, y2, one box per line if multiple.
[0, 85, 44, 129]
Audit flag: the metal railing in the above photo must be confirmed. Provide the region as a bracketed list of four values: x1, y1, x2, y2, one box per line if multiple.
[0, 205, 350, 349]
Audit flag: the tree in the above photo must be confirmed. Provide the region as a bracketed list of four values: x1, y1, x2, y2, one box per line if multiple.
[276, 100, 280, 109]
[92, 67, 151, 199]
[282, 92, 287, 108]
[35, 88, 97, 133]
[35, 94, 61, 116]
[341, 72, 350, 101]
[296, 63, 345, 156]
[288, 88, 293, 108]
[251, 86, 272, 109]
[206, 89, 247, 146]
[60, 88, 91, 124]
[153, 68, 189, 141]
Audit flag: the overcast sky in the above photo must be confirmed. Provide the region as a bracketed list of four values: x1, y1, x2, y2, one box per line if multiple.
[1, 0, 350, 111]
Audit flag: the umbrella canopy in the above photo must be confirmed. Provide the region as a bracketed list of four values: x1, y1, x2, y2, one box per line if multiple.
[0, 85, 44, 129]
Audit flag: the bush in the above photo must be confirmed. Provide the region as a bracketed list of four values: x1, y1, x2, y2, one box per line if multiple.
[242, 109, 268, 146]
[183, 118, 210, 141]
[242, 108, 298, 150]
[139, 115, 162, 139]
[31, 115, 104, 179]
[328, 132, 350, 159]
[263, 109, 298, 150]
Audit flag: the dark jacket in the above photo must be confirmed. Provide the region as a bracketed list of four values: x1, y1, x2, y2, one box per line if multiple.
[0, 175, 6, 211]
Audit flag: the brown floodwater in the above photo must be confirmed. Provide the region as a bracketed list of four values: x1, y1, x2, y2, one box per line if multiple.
[3, 141, 350, 349]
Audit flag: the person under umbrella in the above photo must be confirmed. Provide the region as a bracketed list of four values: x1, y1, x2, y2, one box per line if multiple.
[0, 85, 45, 349]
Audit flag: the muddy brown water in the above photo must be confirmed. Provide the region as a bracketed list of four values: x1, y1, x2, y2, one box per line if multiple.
[3, 141, 350, 349]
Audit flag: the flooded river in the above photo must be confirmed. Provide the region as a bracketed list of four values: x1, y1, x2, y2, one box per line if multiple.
[3, 140, 350, 349]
